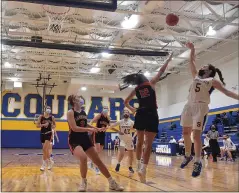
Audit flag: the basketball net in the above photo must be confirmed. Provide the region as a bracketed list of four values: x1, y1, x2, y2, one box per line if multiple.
[42, 5, 70, 34]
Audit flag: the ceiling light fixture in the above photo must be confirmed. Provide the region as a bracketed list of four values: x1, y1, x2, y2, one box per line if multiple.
[10, 77, 18, 81]
[90, 67, 100, 73]
[144, 71, 150, 77]
[206, 26, 216, 36]
[2, 44, 5, 51]
[81, 86, 87, 91]
[121, 15, 139, 29]
[14, 81, 22, 88]
[101, 52, 112, 58]
[4, 62, 12, 68]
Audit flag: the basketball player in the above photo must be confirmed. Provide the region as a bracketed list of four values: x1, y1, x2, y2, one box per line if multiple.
[90, 106, 110, 174]
[36, 106, 56, 171]
[122, 53, 173, 183]
[106, 109, 137, 174]
[67, 95, 124, 191]
[180, 42, 239, 177]
[114, 136, 120, 152]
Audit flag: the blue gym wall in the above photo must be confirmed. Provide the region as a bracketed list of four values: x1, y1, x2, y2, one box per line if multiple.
[1, 91, 239, 148]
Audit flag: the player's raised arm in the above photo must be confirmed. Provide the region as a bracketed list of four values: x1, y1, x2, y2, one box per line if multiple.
[150, 52, 173, 85]
[186, 42, 197, 78]
[124, 89, 137, 114]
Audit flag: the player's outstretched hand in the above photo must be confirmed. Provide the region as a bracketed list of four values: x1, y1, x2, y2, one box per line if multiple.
[186, 42, 194, 50]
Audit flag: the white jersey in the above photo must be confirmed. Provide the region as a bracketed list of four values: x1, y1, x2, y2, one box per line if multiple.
[111, 118, 134, 150]
[119, 119, 134, 135]
[187, 76, 214, 104]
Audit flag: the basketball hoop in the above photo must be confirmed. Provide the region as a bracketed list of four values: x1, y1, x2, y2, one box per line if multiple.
[42, 5, 70, 33]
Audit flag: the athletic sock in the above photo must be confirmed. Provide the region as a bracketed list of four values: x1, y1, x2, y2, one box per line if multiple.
[142, 164, 147, 170]
[107, 176, 114, 183]
[82, 178, 87, 183]
[136, 159, 140, 165]
[195, 157, 201, 163]
[185, 152, 191, 158]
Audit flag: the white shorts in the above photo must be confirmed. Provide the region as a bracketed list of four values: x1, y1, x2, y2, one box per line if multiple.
[228, 148, 236, 151]
[180, 102, 209, 131]
[119, 135, 134, 151]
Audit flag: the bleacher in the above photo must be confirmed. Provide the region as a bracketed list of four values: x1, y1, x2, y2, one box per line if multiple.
[157, 111, 239, 146]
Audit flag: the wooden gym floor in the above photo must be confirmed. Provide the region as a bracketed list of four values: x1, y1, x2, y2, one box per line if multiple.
[1, 148, 238, 192]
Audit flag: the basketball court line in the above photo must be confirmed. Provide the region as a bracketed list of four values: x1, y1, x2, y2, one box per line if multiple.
[108, 169, 165, 191]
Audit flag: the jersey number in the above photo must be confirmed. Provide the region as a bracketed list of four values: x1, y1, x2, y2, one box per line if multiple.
[124, 129, 130, 134]
[195, 83, 201, 92]
[80, 121, 85, 127]
[139, 88, 150, 98]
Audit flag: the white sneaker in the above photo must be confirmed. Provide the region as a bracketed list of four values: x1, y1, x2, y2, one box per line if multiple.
[40, 161, 46, 171]
[138, 168, 146, 183]
[48, 159, 54, 170]
[50, 157, 54, 163]
[109, 180, 124, 191]
[79, 179, 87, 192]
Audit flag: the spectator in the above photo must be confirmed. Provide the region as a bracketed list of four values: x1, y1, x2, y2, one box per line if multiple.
[107, 135, 112, 150]
[202, 135, 210, 158]
[214, 114, 222, 125]
[178, 135, 185, 155]
[114, 137, 120, 152]
[169, 136, 177, 144]
[207, 125, 220, 162]
[220, 135, 236, 161]
[221, 112, 229, 126]
[169, 122, 176, 130]
[236, 111, 239, 124]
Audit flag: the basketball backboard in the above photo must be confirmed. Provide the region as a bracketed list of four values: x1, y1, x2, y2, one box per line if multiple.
[12, 0, 117, 11]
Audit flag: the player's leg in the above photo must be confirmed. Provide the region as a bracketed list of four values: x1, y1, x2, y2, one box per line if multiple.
[40, 134, 47, 171]
[41, 139, 51, 170]
[135, 130, 144, 172]
[94, 140, 104, 174]
[191, 104, 208, 177]
[127, 149, 134, 174]
[86, 146, 124, 191]
[180, 104, 193, 168]
[73, 146, 88, 192]
[115, 146, 125, 172]
[138, 131, 156, 183]
[45, 133, 54, 169]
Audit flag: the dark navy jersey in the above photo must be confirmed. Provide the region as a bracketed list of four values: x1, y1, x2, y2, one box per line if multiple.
[135, 82, 158, 110]
[40, 115, 52, 134]
[97, 114, 110, 128]
[69, 110, 88, 140]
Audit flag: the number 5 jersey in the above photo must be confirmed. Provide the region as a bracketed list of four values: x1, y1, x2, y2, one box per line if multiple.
[188, 76, 214, 104]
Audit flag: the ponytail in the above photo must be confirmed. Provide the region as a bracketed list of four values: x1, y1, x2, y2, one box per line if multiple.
[208, 64, 226, 86]
[215, 68, 226, 85]
[68, 95, 76, 107]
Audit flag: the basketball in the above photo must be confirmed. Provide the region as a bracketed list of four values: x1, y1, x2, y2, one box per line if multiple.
[166, 13, 179, 26]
